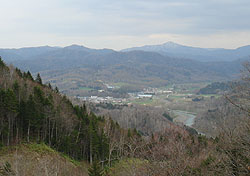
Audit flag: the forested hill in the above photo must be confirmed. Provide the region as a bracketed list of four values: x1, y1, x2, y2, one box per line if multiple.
[1, 45, 243, 90]
[0, 56, 142, 165]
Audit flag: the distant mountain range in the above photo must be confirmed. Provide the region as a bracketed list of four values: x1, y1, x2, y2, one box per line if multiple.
[122, 42, 250, 62]
[0, 44, 248, 93]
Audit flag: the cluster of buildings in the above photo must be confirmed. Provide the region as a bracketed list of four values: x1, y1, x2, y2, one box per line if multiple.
[75, 96, 127, 104]
[129, 88, 174, 99]
[75, 87, 174, 105]
[136, 87, 174, 98]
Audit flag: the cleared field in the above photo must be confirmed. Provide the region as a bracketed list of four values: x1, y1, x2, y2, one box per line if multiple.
[78, 87, 94, 91]
[112, 82, 131, 87]
[128, 98, 159, 106]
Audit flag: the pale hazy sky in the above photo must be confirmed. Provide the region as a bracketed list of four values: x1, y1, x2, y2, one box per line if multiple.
[0, 0, 250, 50]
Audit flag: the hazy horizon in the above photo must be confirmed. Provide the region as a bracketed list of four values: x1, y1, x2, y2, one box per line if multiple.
[0, 41, 249, 51]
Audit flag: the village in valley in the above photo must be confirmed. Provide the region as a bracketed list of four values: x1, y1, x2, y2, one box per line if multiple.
[73, 82, 214, 106]
[74, 85, 174, 105]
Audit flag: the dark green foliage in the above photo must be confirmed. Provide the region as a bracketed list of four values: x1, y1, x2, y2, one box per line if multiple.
[0, 82, 111, 162]
[97, 129, 109, 162]
[0, 89, 18, 114]
[48, 83, 52, 89]
[0, 58, 145, 171]
[23, 71, 34, 81]
[55, 86, 59, 93]
[88, 160, 104, 176]
[87, 115, 109, 162]
[0, 58, 116, 165]
[192, 97, 204, 102]
[35, 73, 42, 84]
[184, 126, 198, 135]
[162, 112, 173, 121]
[12, 81, 19, 94]
[96, 103, 116, 110]
[0, 56, 6, 68]
[0, 88, 18, 145]
[15, 68, 23, 78]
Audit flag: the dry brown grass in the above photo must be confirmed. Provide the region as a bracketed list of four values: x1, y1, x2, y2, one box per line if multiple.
[0, 143, 88, 176]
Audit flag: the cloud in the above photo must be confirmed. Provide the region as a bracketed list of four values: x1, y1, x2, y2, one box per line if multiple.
[0, 0, 250, 49]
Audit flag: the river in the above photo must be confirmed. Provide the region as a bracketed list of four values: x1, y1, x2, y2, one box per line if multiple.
[172, 110, 196, 127]
[172, 110, 206, 135]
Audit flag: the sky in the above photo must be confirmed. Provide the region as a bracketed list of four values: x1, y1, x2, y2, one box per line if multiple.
[0, 0, 250, 50]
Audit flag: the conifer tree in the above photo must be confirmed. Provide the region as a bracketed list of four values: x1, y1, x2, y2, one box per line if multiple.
[35, 73, 42, 84]
[5, 89, 18, 114]
[0, 56, 6, 68]
[48, 83, 52, 89]
[98, 129, 109, 163]
[25, 95, 36, 142]
[26, 71, 34, 81]
[55, 86, 59, 93]
[15, 68, 23, 77]
[13, 81, 20, 104]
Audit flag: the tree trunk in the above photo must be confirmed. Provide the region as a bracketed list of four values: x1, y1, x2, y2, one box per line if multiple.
[27, 120, 30, 142]
[7, 116, 10, 146]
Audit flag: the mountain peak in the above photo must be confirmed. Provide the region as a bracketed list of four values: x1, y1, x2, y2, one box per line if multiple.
[65, 44, 89, 50]
[162, 41, 183, 48]
[122, 42, 250, 62]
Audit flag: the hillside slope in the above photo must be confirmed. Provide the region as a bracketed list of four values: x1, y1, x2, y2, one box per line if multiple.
[0, 143, 88, 176]
[194, 63, 250, 137]
[0, 56, 130, 166]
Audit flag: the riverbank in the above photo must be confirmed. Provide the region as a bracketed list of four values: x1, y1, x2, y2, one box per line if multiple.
[172, 110, 196, 127]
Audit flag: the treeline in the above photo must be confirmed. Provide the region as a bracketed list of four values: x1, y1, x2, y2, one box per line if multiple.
[197, 81, 233, 94]
[0, 57, 141, 166]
